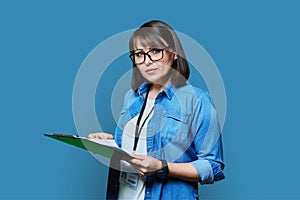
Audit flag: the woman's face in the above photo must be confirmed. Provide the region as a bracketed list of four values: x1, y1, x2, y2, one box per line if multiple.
[134, 40, 176, 86]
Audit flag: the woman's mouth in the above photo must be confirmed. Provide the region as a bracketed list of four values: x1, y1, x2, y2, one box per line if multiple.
[145, 68, 158, 73]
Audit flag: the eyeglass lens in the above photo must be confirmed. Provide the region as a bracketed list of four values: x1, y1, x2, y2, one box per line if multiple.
[133, 49, 164, 64]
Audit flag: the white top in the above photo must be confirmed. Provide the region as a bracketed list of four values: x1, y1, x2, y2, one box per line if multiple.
[118, 98, 155, 200]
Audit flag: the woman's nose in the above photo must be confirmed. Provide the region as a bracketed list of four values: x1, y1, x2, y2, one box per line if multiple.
[144, 54, 153, 65]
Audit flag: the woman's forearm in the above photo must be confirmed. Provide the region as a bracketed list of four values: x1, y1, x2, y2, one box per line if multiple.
[168, 162, 200, 182]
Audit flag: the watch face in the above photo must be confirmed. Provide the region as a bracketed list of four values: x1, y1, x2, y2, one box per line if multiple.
[157, 168, 165, 175]
[156, 168, 168, 182]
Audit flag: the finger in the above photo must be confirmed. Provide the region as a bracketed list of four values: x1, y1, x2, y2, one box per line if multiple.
[131, 153, 146, 160]
[129, 158, 145, 167]
[130, 165, 145, 176]
[135, 169, 145, 176]
[136, 167, 150, 176]
[99, 133, 114, 139]
[105, 134, 114, 139]
[88, 134, 96, 139]
[109, 134, 114, 139]
[138, 171, 145, 176]
[88, 133, 101, 139]
[88, 133, 114, 139]
[102, 134, 109, 139]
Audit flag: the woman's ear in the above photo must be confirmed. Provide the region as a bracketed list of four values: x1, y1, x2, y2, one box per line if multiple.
[174, 55, 177, 60]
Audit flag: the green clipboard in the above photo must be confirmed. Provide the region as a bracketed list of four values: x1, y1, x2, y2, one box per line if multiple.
[44, 133, 132, 159]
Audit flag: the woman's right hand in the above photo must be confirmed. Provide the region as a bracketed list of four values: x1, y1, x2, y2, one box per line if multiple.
[88, 132, 114, 139]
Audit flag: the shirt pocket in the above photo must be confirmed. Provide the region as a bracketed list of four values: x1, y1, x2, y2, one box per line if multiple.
[159, 111, 191, 143]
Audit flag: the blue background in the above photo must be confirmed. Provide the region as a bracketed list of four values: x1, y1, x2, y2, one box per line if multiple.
[1, 0, 299, 199]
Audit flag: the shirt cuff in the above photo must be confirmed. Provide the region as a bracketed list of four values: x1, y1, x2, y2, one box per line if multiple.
[192, 159, 214, 184]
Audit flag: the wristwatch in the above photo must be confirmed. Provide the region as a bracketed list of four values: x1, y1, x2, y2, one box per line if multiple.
[155, 160, 169, 183]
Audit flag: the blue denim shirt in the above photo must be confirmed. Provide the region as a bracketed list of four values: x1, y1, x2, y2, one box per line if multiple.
[107, 82, 225, 200]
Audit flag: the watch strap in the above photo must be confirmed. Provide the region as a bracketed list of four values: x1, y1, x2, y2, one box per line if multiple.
[155, 160, 169, 183]
[161, 160, 169, 173]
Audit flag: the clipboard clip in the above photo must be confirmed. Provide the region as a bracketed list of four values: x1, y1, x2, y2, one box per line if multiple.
[46, 133, 80, 138]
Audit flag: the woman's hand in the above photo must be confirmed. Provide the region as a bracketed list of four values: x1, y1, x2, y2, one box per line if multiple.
[88, 132, 114, 139]
[128, 154, 201, 182]
[128, 153, 162, 176]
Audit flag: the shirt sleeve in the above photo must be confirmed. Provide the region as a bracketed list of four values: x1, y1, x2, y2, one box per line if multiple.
[191, 92, 225, 184]
[114, 90, 132, 147]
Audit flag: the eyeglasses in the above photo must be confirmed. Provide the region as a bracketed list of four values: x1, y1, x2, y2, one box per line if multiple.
[129, 48, 167, 65]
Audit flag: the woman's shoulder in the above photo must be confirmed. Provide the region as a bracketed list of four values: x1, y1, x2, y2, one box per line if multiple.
[123, 89, 136, 100]
[176, 83, 210, 99]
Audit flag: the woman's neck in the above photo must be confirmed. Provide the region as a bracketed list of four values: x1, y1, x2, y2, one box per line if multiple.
[152, 83, 164, 92]
[148, 82, 169, 100]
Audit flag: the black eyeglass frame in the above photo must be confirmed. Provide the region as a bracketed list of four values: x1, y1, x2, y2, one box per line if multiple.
[129, 47, 171, 65]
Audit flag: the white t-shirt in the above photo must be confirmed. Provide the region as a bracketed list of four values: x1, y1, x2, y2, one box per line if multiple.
[118, 99, 155, 200]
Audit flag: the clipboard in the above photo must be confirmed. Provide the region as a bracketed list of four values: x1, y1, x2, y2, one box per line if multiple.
[44, 133, 132, 159]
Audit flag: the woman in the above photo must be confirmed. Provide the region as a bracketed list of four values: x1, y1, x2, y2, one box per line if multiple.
[89, 20, 225, 200]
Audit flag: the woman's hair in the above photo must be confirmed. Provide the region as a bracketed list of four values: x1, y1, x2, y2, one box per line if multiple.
[129, 20, 190, 91]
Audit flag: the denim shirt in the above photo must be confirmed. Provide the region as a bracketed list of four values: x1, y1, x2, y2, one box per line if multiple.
[107, 82, 225, 200]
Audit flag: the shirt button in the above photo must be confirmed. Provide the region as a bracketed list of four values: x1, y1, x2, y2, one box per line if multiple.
[146, 191, 150, 195]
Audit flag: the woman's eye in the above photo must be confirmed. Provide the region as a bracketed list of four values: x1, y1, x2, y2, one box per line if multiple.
[135, 52, 144, 57]
[151, 49, 162, 54]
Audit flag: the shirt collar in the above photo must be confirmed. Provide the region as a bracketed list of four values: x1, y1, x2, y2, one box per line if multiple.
[162, 82, 177, 100]
[136, 82, 177, 100]
[136, 82, 150, 96]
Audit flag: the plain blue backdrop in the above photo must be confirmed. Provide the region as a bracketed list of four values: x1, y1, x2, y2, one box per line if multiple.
[1, 0, 299, 199]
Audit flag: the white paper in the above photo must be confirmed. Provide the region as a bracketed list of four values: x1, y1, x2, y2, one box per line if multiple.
[88, 138, 119, 148]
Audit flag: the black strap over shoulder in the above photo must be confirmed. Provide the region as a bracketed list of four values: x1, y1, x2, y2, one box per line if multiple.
[133, 84, 152, 151]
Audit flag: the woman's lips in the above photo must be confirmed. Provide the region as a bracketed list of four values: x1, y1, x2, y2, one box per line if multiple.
[145, 68, 158, 73]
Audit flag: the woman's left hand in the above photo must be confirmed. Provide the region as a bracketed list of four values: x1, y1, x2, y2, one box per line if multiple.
[128, 153, 162, 176]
